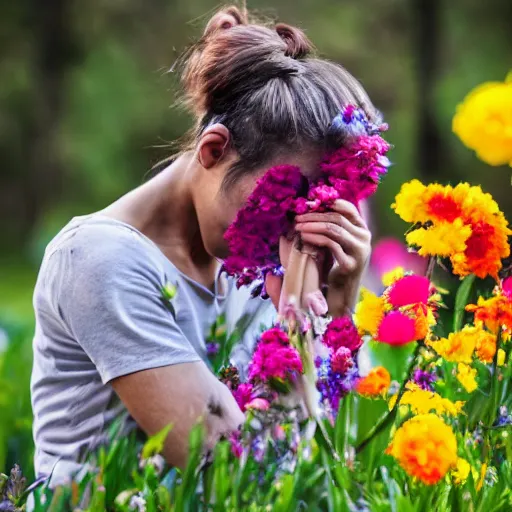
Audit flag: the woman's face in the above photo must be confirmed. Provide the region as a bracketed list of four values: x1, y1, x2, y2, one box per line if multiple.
[192, 148, 321, 260]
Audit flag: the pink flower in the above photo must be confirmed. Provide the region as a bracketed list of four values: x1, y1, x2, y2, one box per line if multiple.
[259, 327, 290, 345]
[387, 274, 431, 307]
[502, 276, 512, 300]
[331, 346, 354, 374]
[246, 398, 270, 411]
[376, 311, 416, 345]
[322, 316, 363, 352]
[249, 340, 303, 383]
[371, 237, 427, 277]
[229, 431, 243, 458]
[233, 383, 255, 412]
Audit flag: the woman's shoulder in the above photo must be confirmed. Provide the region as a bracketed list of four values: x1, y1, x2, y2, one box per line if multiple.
[41, 215, 170, 284]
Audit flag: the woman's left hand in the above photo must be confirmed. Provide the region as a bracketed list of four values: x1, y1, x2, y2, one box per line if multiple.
[295, 199, 372, 315]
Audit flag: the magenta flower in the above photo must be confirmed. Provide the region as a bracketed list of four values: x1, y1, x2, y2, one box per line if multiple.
[377, 311, 416, 345]
[387, 274, 431, 308]
[259, 326, 290, 346]
[322, 316, 363, 353]
[248, 339, 303, 383]
[232, 383, 255, 412]
[331, 346, 354, 374]
[502, 276, 512, 300]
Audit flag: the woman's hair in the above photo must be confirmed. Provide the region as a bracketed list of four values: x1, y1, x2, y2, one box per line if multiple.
[179, 5, 381, 189]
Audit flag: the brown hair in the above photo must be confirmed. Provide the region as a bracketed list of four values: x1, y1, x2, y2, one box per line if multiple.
[179, 6, 381, 188]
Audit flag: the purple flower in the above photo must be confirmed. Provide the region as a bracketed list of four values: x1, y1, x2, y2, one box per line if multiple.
[206, 342, 220, 357]
[412, 368, 437, 391]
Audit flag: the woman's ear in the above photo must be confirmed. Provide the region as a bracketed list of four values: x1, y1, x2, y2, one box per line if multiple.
[197, 124, 231, 169]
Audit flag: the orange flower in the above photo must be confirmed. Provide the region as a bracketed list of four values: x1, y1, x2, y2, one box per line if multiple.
[466, 295, 512, 334]
[386, 414, 458, 485]
[475, 330, 497, 363]
[356, 366, 391, 397]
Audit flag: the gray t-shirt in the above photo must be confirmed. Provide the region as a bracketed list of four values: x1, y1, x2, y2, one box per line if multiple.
[31, 215, 275, 483]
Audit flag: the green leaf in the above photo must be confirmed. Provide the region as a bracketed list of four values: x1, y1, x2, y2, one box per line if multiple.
[362, 339, 417, 381]
[453, 274, 476, 332]
[141, 424, 173, 459]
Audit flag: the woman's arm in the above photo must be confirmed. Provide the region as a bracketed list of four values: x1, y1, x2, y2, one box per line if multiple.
[112, 361, 244, 469]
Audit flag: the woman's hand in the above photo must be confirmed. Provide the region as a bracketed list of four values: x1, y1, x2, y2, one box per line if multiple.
[295, 199, 372, 316]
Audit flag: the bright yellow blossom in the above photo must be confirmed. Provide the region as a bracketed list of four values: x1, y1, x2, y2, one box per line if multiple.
[405, 220, 471, 258]
[354, 289, 386, 337]
[382, 267, 405, 287]
[399, 382, 465, 416]
[497, 349, 506, 366]
[391, 179, 430, 223]
[456, 363, 478, 393]
[386, 414, 458, 485]
[451, 458, 471, 485]
[453, 73, 512, 167]
[429, 325, 480, 363]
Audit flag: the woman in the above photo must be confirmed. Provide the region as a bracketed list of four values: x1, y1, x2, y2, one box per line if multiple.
[31, 6, 376, 484]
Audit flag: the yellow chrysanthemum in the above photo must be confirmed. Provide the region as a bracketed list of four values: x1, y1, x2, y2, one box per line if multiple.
[392, 179, 429, 223]
[497, 349, 506, 366]
[451, 458, 471, 485]
[405, 220, 471, 258]
[456, 363, 478, 393]
[354, 288, 386, 337]
[453, 73, 512, 167]
[386, 414, 458, 485]
[429, 325, 480, 363]
[399, 382, 465, 416]
[382, 266, 405, 287]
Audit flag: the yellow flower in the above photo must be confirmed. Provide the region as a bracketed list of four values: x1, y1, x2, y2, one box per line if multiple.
[429, 325, 480, 363]
[476, 463, 487, 492]
[453, 73, 512, 167]
[386, 414, 458, 485]
[456, 363, 478, 393]
[497, 348, 506, 366]
[405, 220, 471, 257]
[356, 366, 391, 397]
[392, 179, 429, 223]
[354, 289, 386, 337]
[399, 382, 465, 416]
[382, 267, 405, 287]
[451, 458, 471, 485]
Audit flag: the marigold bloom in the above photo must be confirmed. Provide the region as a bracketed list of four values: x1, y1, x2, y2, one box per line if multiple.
[466, 295, 512, 334]
[475, 330, 497, 363]
[394, 180, 511, 279]
[429, 325, 480, 363]
[354, 288, 386, 337]
[386, 414, 458, 485]
[452, 458, 471, 485]
[356, 366, 391, 397]
[456, 363, 478, 393]
[452, 73, 512, 167]
[399, 382, 465, 416]
[405, 220, 471, 258]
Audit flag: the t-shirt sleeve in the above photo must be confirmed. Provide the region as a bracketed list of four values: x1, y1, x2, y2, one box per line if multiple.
[58, 224, 201, 384]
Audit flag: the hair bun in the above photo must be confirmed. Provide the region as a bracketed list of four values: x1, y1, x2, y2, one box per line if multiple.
[204, 7, 247, 36]
[275, 23, 312, 59]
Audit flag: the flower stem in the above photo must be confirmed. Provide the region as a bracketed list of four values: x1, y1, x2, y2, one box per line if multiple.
[355, 342, 421, 454]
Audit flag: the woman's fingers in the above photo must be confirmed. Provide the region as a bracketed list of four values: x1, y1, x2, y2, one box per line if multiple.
[296, 199, 367, 229]
[299, 231, 358, 274]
